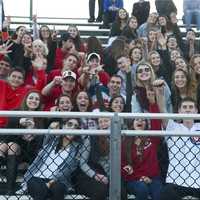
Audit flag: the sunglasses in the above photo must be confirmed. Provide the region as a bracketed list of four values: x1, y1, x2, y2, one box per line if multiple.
[65, 121, 79, 129]
[137, 67, 150, 74]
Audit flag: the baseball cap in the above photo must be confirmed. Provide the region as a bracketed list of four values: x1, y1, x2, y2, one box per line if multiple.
[87, 53, 101, 63]
[62, 70, 77, 80]
[61, 32, 73, 42]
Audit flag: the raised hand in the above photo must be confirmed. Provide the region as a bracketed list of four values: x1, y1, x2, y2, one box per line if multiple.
[51, 27, 58, 41]
[152, 79, 165, 94]
[90, 65, 104, 75]
[152, 79, 165, 111]
[0, 41, 13, 55]
[19, 118, 35, 129]
[157, 32, 167, 48]
[49, 121, 60, 129]
[82, 65, 90, 75]
[32, 14, 37, 23]
[124, 58, 131, 73]
[53, 76, 62, 85]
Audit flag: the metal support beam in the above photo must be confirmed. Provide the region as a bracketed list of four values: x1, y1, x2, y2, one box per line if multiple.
[109, 113, 121, 200]
[29, 0, 33, 22]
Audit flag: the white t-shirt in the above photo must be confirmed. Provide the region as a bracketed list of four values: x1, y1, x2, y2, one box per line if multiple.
[166, 120, 200, 188]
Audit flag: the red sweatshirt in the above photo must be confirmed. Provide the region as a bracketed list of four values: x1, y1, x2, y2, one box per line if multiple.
[121, 103, 162, 181]
[47, 69, 62, 83]
[0, 74, 46, 127]
[25, 68, 47, 91]
[98, 71, 110, 86]
[0, 83, 30, 127]
[43, 86, 63, 111]
[53, 48, 68, 69]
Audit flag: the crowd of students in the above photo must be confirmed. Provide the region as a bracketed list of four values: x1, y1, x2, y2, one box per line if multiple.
[0, 0, 200, 200]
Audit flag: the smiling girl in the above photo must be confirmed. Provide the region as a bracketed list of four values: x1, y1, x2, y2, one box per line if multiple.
[121, 117, 163, 200]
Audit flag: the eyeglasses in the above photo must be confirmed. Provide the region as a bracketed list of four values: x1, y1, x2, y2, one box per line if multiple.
[137, 67, 150, 74]
[66, 121, 79, 129]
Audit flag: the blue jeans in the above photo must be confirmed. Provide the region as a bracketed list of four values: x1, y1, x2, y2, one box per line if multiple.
[127, 177, 163, 200]
[184, 10, 200, 30]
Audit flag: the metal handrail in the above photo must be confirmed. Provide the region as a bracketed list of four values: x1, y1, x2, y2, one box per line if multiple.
[1, 111, 200, 120]
[0, 128, 109, 135]
[122, 130, 200, 137]
[118, 112, 200, 120]
[0, 111, 113, 118]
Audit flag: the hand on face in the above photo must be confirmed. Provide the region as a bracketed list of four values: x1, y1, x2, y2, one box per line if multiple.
[53, 76, 62, 85]
[19, 118, 35, 129]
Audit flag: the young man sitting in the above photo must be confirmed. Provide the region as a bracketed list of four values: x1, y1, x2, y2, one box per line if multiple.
[154, 79, 200, 200]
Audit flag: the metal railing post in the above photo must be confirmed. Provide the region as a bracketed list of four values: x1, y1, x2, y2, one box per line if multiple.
[29, 0, 33, 23]
[109, 113, 121, 200]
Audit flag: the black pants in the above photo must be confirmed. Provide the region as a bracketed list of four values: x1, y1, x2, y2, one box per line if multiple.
[89, 0, 103, 18]
[27, 177, 66, 200]
[103, 10, 117, 26]
[160, 183, 200, 200]
[74, 170, 108, 200]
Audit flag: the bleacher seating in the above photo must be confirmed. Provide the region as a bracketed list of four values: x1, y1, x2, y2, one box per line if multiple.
[2, 17, 200, 200]
[8, 17, 200, 48]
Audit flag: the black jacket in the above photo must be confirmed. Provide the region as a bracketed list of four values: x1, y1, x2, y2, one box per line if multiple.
[132, 1, 150, 26]
[155, 0, 177, 17]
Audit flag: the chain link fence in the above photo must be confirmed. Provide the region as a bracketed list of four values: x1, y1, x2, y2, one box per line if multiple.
[0, 111, 200, 200]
